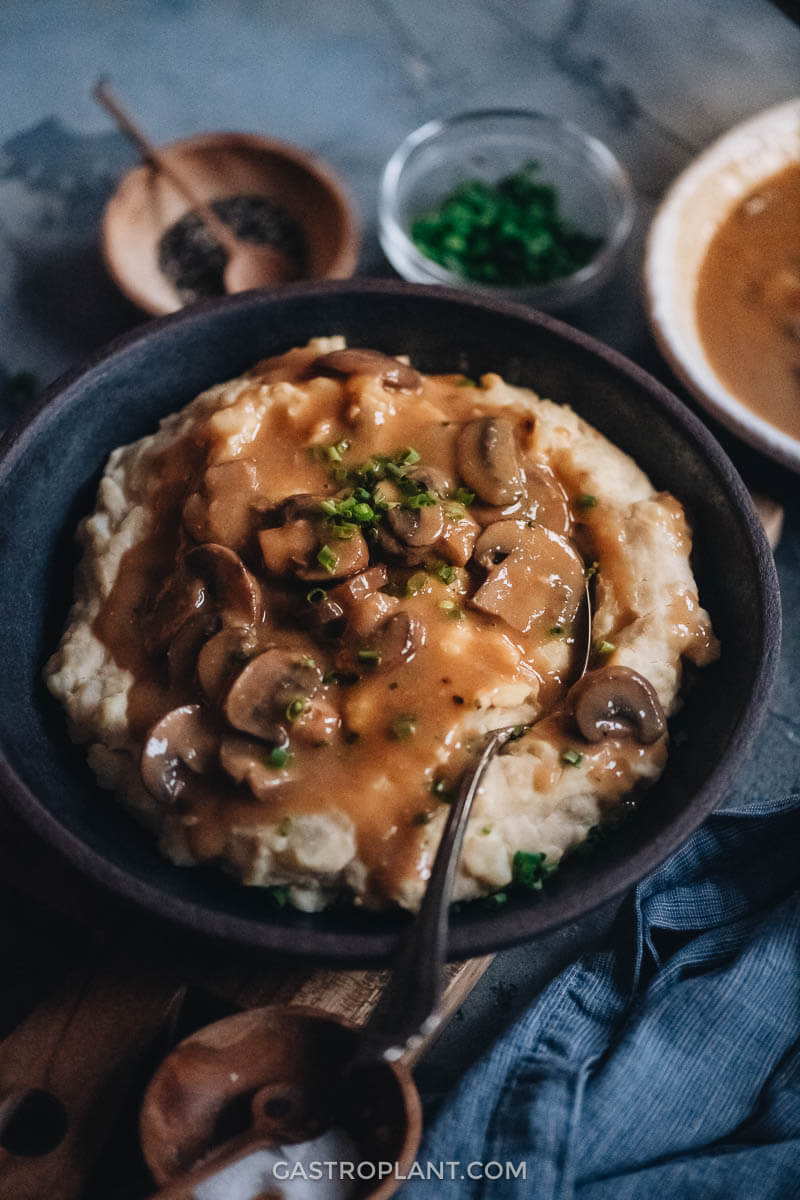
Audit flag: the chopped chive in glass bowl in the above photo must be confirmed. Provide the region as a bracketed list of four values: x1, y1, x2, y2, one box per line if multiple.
[379, 109, 635, 310]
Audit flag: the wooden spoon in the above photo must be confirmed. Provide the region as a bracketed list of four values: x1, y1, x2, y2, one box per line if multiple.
[93, 80, 298, 291]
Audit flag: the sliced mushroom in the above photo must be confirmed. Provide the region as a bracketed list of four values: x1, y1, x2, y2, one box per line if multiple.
[144, 569, 207, 656]
[364, 610, 425, 670]
[381, 471, 445, 549]
[219, 731, 292, 800]
[568, 666, 666, 744]
[224, 649, 323, 742]
[457, 417, 523, 506]
[312, 348, 422, 392]
[290, 698, 342, 746]
[141, 704, 219, 803]
[304, 593, 348, 640]
[327, 566, 399, 637]
[182, 458, 261, 551]
[167, 612, 221, 688]
[470, 522, 585, 634]
[197, 625, 265, 705]
[183, 543, 263, 626]
[258, 494, 369, 581]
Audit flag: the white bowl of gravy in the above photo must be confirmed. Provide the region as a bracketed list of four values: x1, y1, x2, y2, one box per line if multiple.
[644, 97, 800, 473]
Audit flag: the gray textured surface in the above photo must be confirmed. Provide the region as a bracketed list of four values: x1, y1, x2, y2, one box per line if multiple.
[0, 0, 798, 1092]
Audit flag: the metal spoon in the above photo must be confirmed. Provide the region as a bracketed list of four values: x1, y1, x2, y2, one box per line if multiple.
[93, 80, 298, 292]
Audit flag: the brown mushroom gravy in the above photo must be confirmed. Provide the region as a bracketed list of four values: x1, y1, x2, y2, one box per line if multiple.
[695, 162, 800, 442]
[47, 339, 719, 911]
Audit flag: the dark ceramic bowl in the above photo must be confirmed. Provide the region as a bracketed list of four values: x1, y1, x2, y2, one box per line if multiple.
[0, 281, 780, 962]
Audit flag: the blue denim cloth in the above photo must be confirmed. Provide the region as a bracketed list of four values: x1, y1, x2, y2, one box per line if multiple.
[402, 787, 800, 1199]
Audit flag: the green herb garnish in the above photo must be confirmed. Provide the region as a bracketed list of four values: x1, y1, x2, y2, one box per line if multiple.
[277, 816, 292, 836]
[389, 713, 417, 740]
[285, 698, 306, 722]
[357, 648, 382, 665]
[511, 850, 556, 890]
[561, 748, 584, 767]
[576, 493, 597, 509]
[267, 746, 293, 769]
[593, 639, 616, 657]
[411, 163, 603, 287]
[316, 544, 338, 574]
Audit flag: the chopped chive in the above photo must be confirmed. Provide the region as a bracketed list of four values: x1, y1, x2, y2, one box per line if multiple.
[335, 438, 350, 455]
[406, 571, 429, 595]
[593, 639, 616, 657]
[439, 598, 457, 611]
[267, 746, 293, 769]
[509, 725, 527, 741]
[277, 816, 292, 836]
[403, 490, 438, 510]
[325, 444, 342, 462]
[306, 587, 326, 605]
[561, 748, 584, 767]
[444, 502, 466, 519]
[286, 698, 307, 722]
[549, 625, 564, 636]
[436, 563, 456, 584]
[317, 544, 337, 574]
[331, 521, 359, 540]
[357, 648, 382, 665]
[481, 825, 492, 835]
[485, 891, 507, 908]
[512, 849, 556, 890]
[401, 447, 421, 465]
[389, 713, 417, 740]
[576, 493, 597, 508]
[451, 487, 475, 507]
[319, 499, 338, 515]
[268, 885, 290, 908]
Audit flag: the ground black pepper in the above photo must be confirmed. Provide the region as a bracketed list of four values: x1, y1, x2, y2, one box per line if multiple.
[158, 193, 307, 303]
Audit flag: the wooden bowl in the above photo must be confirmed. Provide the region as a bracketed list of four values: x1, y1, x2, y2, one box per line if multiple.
[101, 132, 360, 315]
[139, 1005, 420, 1198]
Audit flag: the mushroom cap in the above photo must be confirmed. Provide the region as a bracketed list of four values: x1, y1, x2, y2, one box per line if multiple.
[166, 612, 220, 688]
[470, 522, 585, 634]
[568, 666, 667, 744]
[366, 610, 425, 670]
[224, 649, 324, 742]
[457, 417, 524, 506]
[182, 458, 261, 551]
[219, 731, 292, 800]
[197, 625, 265, 706]
[141, 704, 219, 803]
[258, 495, 369, 581]
[312, 348, 422, 392]
[384, 468, 446, 549]
[183, 543, 263, 627]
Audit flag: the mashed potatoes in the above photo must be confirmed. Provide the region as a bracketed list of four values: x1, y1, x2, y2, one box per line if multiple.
[45, 339, 718, 911]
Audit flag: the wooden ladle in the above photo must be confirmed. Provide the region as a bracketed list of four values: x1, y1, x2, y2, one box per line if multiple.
[93, 80, 298, 291]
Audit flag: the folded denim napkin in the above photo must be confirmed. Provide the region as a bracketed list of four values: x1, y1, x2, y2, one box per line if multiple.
[402, 787, 800, 1199]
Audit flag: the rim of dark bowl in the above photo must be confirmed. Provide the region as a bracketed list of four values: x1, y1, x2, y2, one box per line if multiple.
[0, 279, 782, 962]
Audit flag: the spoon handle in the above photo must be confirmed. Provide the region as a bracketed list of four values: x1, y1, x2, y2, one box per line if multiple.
[92, 79, 238, 253]
[351, 725, 516, 1068]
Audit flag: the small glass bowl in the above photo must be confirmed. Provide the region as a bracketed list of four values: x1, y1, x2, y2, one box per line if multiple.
[378, 109, 635, 310]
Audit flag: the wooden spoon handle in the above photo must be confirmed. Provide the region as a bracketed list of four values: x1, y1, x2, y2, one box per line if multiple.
[0, 952, 184, 1200]
[92, 79, 238, 252]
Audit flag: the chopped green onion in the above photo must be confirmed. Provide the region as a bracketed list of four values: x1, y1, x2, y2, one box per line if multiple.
[451, 487, 475, 507]
[406, 572, 429, 595]
[485, 891, 508, 908]
[286, 698, 307, 722]
[481, 825, 492, 836]
[331, 521, 359, 540]
[403, 490, 438, 510]
[593, 639, 616, 657]
[268, 885, 290, 908]
[325, 444, 342, 462]
[267, 746, 293, 769]
[401, 447, 421, 465]
[389, 713, 417, 740]
[317, 544, 338, 574]
[561, 748, 584, 767]
[549, 625, 564, 636]
[277, 816, 292, 836]
[512, 849, 556, 890]
[436, 563, 456, 584]
[576, 493, 597, 508]
[319, 499, 338, 515]
[306, 587, 326, 605]
[357, 648, 382, 665]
